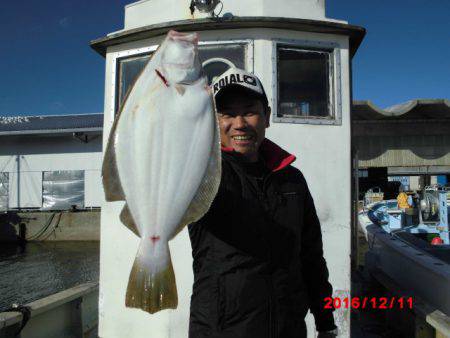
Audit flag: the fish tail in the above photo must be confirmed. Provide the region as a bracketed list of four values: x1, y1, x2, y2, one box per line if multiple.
[125, 241, 178, 313]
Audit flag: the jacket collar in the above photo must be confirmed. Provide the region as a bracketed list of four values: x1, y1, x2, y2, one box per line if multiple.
[221, 138, 296, 172]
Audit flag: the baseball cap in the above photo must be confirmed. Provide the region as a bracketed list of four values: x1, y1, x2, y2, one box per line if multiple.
[211, 68, 268, 106]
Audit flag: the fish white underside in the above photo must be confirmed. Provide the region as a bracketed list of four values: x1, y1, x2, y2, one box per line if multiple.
[115, 75, 214, 271]
[102, 31, 221, 314]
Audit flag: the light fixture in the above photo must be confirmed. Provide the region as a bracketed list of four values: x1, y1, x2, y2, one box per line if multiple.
[189, 0, 221, 16]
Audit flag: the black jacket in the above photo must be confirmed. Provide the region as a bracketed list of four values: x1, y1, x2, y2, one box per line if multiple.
[188, 139, 336, 338]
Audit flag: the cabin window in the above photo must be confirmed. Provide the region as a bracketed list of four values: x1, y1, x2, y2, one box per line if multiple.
[274, 42, 341, 125]
[0, 172, 8, 212]
[117, 55, 151, 111]
[42, 170, 85, 210]
[358, 169, 368, 178]
[116, 43, 248, 113]
[199, 44, 246, 84]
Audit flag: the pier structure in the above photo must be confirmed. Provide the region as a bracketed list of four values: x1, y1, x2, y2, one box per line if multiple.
[0, 114, 103, 242]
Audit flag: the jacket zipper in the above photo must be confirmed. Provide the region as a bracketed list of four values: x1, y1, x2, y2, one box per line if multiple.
[234, 161, 279, 337]
[263, 172, 280, 218]
[262, 171, 274, 194]
[262, 171, 276, 338]
[266, 276, 277, 338]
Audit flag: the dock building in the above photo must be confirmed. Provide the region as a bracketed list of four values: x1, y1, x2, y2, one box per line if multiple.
[0, 113, 103, 241]
[353, 99, 450, 199]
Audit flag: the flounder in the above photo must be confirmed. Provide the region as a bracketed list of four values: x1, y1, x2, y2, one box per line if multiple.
[102, 30, 221, 314]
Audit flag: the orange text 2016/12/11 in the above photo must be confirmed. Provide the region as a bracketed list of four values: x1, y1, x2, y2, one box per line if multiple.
[323, 297, 413, 310]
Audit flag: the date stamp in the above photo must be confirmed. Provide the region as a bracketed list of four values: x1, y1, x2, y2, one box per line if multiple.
[324, 297, 413, 310]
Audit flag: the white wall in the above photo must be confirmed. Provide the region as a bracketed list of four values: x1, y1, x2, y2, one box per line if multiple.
[123, 0, 338, 31]
[99, 28, 351, 338]
[257, 30, 352, 337]
[0, 134, 103, 209]
[410, 176, 420, 190]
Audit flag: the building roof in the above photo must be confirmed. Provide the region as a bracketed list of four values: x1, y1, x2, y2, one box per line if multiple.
[352, 99, 450, 121]
[1, 99, 449, 135]
[0, 113, 103, 136]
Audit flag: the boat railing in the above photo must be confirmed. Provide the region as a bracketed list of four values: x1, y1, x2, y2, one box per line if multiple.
[371, 269, 450, 338]
[0, 282, 98, 338]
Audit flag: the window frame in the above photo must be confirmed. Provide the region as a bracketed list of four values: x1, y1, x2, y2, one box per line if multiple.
[110, 39, 254, 120]
[272, 39, 342, 125]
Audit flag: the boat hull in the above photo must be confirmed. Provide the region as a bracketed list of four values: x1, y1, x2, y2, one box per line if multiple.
[365, 224, 450, 316]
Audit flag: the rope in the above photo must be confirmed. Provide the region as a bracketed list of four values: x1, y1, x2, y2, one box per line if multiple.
[39, 212, 63, 241]
[25, 213, 56, 240]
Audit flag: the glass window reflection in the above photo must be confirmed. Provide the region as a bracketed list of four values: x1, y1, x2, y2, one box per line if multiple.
[277, 46, 332, 119]
[116, 43, 247, 113]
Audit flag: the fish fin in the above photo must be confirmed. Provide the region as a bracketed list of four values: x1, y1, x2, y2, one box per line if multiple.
[174, 84, 186, 95]
[102, 110, 126, 202]
[120, 204, 140, 237]
[102, 42, 164, 202]
[125, 242, 178, 313]
[173, 111, 222, 237]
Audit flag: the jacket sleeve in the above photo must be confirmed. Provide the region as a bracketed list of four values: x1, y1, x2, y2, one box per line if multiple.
[300, 180, 337, 332]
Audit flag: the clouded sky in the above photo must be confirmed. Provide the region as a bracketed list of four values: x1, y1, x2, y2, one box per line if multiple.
[1, 0, 449, 116]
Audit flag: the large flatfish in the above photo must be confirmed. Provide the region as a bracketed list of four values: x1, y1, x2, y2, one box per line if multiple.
[102, 30, 221, 314]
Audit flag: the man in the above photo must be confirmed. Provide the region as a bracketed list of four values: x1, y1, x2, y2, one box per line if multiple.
[188, 68, 338, 338]
[396, 185, 411, 209]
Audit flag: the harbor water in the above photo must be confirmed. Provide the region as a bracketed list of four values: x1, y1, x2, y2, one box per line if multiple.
[0, 241, 99, 312]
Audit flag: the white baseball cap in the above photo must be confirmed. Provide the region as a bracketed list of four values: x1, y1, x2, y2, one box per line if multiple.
[211, 68, 268, 105]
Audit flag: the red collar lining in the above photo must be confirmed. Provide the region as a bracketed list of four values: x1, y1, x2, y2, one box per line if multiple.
[220, 138, 296, 172]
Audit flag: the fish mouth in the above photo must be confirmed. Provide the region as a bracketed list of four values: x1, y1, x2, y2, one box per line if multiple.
[161, 30, 202, 84]
[163, 31, 199, 70]
[168, 30, 199, 45]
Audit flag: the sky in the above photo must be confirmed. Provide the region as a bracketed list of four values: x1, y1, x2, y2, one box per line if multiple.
[0, 0, 449, 116]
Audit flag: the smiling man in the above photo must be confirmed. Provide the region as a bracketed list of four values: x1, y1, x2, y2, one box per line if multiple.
[188, 68, 337, 338]
[215, 86, 269, 162]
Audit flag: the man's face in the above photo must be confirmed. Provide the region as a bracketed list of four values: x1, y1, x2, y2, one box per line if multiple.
[217, 93, 271, 162]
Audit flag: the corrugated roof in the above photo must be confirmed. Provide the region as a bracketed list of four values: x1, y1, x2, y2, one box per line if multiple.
[0, 113, 103, 135]
[352, 99, 450, 121]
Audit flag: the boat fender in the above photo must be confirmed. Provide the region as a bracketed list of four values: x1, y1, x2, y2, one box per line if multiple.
[431, 237, 444, 245]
